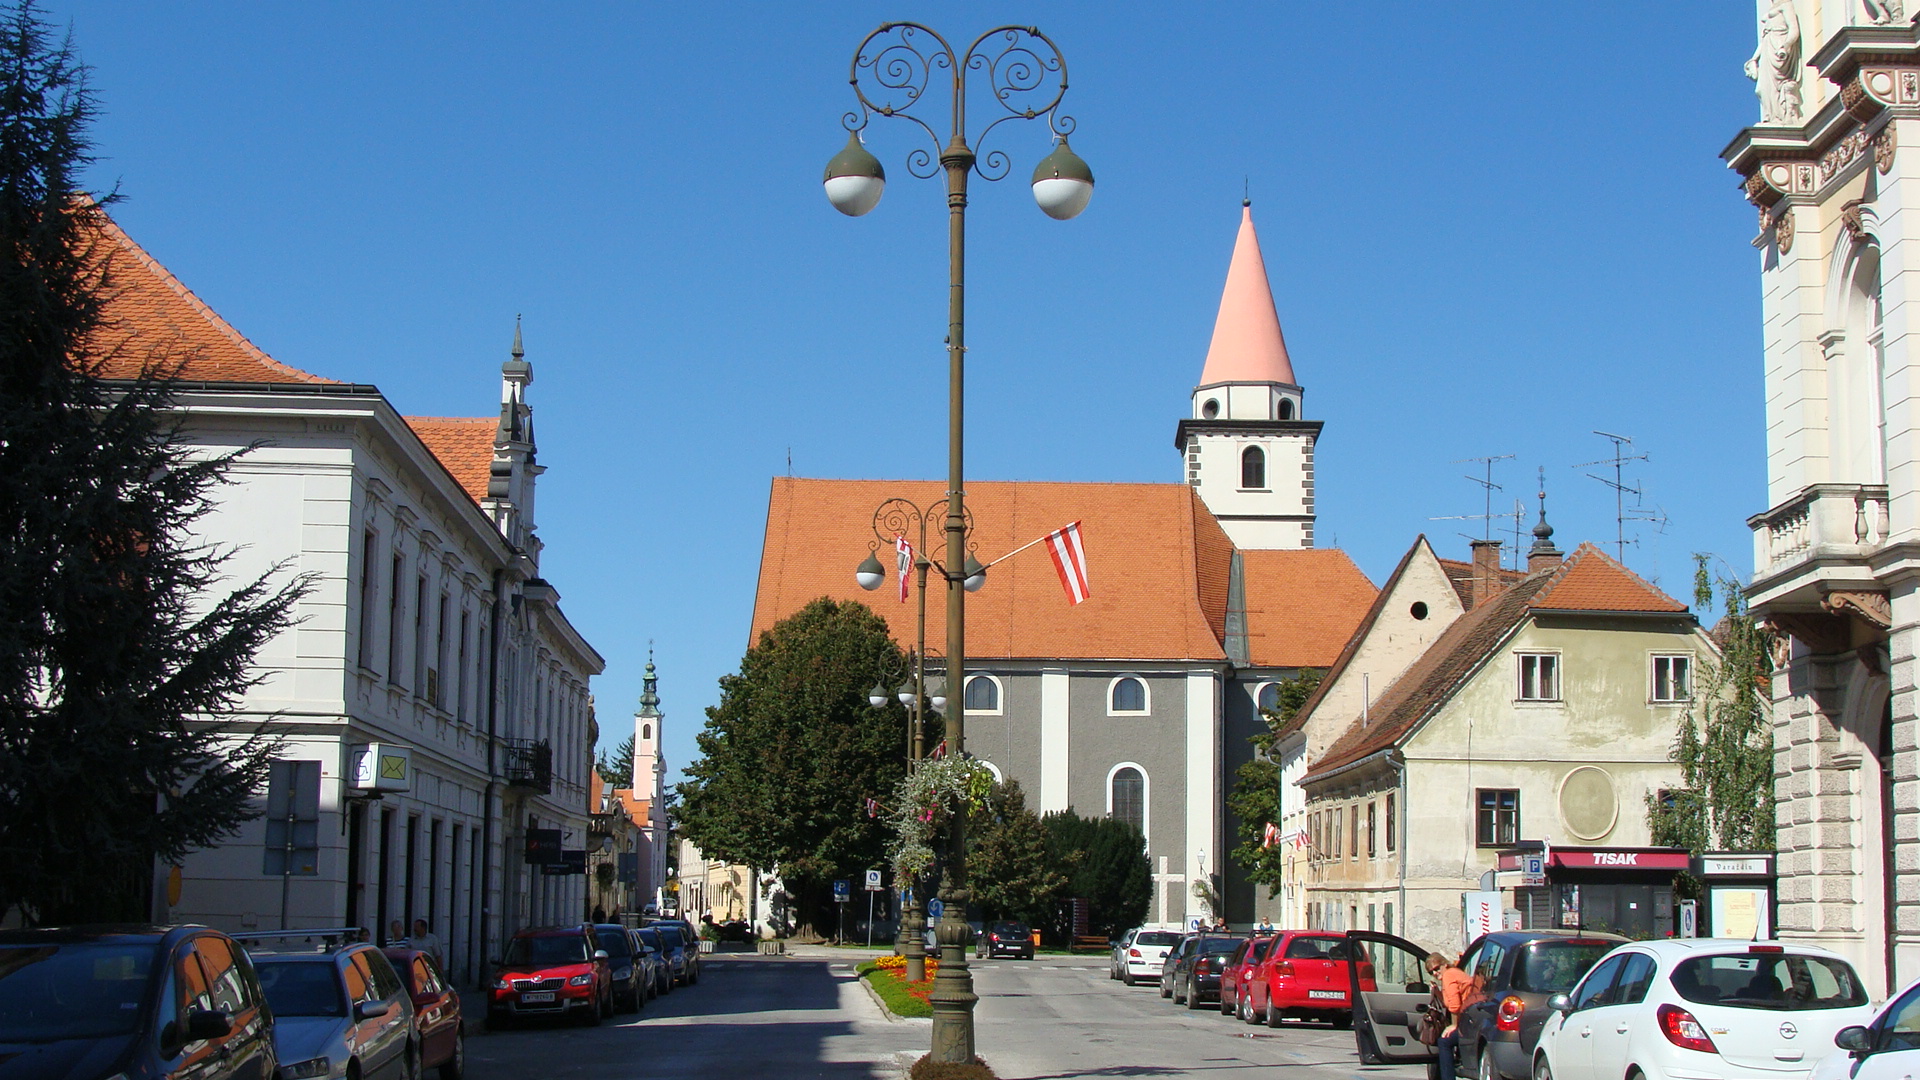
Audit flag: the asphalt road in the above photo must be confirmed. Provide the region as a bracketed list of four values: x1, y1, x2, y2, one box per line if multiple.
[465, 950, 1436, 1080]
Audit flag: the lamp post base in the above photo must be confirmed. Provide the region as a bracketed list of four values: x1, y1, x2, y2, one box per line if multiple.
[903, 883, 927, 983]
[928, 885, 978, 1064]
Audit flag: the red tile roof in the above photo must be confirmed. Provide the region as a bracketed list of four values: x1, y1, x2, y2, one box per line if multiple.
[752, 478, 1235, 661]
[1529, 543, 1688, 612]
[404, 417, 494, 504]
[1286, 538, 1431, 728]
[85, 210, 334, 385]
[1240, 549, 1377, 668]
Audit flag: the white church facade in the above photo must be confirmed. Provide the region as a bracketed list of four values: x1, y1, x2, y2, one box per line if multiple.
[749, 204, 1377, 926]
[1723, 0, 1920, 996]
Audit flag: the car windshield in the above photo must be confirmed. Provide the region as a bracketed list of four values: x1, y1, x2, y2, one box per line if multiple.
[256, 961, 346, 1018]
[1514, 940, 1617, 994]
[0, 942, 155, 1042]
[1135, 932, 1180, 947]
[504, 935, 587, 967]
[1672, 953, 1867, 1011]
[1283, 936, 1349, 960]
[595, 930, 631, 958]
[636, 929, 662, 951]
[1199, 936, 1242, 956]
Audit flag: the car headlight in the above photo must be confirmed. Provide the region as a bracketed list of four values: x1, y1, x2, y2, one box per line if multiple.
[280, 1057, 332, 1080]
[568, 973, 594, 986]
[614, 967, 632, 980]
[492, 976, 510, 989]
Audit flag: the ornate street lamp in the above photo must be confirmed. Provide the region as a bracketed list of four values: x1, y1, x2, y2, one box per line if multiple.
[828, 23, 1089, 1064]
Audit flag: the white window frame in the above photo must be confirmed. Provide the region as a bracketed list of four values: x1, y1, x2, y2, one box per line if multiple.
[1516, 652, 1561, 702]
[1105, 761, 1150, 843]
[1107, 676, 1150, 715]
[1650, 653, 1692, 703]
[963, 673, 1003, 715]
[1239, 444, 1268, 491]
[1254, 681, 1281, 714]
[978, 760, 1004, 785]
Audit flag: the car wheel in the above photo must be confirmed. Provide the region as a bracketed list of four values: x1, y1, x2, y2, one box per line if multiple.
[1478, 1044, 1499, 1080]
[1186, 979, 1205, 1010]
[1161, 977, 1172, 999]
[1532, 1055, 1552, 1080]
[1266, 1000, 1284, 1028]
[441, 1031, 464, 1080]
[1220, 987, 1233, 1015]
[1123, 971, 1136, 986]
[1240, 994, 1255, 1024]
[580, 998, 601, 1026]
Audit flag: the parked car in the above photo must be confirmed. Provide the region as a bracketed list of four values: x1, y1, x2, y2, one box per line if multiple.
[1814, 972, 1920, 1080]
[487, 925, 611, 1028]
[382, 947, 464, 1080]
[1160, 934, 1199, 999]
[1126, 928, 1182, 987]
[1534, 940, 1874, 1080]
[0, 924, 278, 1080]
[1450, 930, 1626, 1080]
[977, 921, 1034, 960]
[633, 926, 674, 997]
[1109, 928, 1138, 980]
[655, 922, 701, 986]
[626, 927, 665, 1003]
[1220, 935, 1275, 1019]
[592, 923, 645, 1013]
[251, 937, 416, 1080]
[1343, 931, 1439, 1069]
[1241, 931, 1371, 1027]
[1168, 933, 1246, 1010]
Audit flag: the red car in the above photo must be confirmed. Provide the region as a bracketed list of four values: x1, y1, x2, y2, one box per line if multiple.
[1241, 931, 1374, 1027]
[385, 948, 464, 1079]
[487, 925, 612, 1028]
[1219, 935, 1275, 1018]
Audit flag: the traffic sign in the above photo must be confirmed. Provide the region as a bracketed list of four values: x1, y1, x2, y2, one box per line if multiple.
[927, 898, 944, 920]
[865, 869, 884, 892]
[833, 879, 851, 903]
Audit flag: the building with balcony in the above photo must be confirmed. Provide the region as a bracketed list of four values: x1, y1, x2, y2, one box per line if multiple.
[88, 211, 603, 983]
[1721, 0, 1920, 995]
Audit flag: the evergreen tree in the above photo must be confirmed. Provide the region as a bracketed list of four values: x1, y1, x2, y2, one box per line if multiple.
[674, 597, 908, 936]
[597, 734, 634, 787]
[0, 1, 307, 924]
[1226, 670, 1322, 895]
[1647, 555, 1776, 854]
[1042, 809, 1149, 938]
[968, 779, 1065, 926]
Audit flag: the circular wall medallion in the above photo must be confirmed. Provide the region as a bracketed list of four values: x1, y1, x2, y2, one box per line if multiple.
[1558, 765, 1618, 841]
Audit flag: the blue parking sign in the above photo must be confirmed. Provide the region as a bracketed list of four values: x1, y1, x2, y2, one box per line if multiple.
[833, 879, 851, 903]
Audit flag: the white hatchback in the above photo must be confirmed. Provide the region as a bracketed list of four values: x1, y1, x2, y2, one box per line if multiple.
[1534, 939, 1874, 1080]
[1123, 928, 1183, 987]
[1809, 973, 1920, 1080]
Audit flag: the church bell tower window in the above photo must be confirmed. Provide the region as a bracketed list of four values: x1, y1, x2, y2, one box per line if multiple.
[1277, 398, 1294, 420]
[1202, 398, 1220, 419]
[1241, 446, 1266, 490]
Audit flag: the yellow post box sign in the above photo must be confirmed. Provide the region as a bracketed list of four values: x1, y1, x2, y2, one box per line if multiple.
[349, 743, 412, 792]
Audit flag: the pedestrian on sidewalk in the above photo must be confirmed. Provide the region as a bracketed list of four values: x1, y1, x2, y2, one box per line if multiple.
[411, 919, 445, 969]
[1426, 952, 1473, 1080]
[388, 919, 408, 947]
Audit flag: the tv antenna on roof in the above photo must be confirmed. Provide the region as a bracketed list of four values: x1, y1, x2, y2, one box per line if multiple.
[1429, 454, 1516, 552]
[1576, 431, 1655, 561]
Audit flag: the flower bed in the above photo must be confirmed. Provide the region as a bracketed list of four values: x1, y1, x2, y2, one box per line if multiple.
[857, 958, 935, 1018]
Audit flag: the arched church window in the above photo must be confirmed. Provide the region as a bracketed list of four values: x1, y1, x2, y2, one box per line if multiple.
[1256, 682, 1280, 713]
[1202, 398, 1220, 419]
[642, 724, 650, 741]
[1241, 446, 1266, 489]
[1110, 677, 1147, 714]
[1109, 766, 1145, 836]
[964, 674, 1000, 713]
[1278, 398, 1294, 420]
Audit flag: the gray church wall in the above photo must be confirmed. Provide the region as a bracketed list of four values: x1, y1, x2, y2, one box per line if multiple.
[960, 667, 1043, 797]
[1067, 670, 1190, 902]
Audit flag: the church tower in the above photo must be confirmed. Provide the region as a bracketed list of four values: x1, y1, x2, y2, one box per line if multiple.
[631, 657, 663, 805]
[1176, 200, 1321, 550]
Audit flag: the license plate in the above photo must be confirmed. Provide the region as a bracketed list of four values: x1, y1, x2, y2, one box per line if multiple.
[1308, 990, 1345, 1000]
[520, 991, 555, 1003]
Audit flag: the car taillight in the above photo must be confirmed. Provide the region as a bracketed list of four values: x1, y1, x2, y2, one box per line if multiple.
[1196, 959, 1211, 974]
[1129, 948, 1141, 958]
[1495, 995, 1524, 1032]
[1657, 1004, 1717, 1054]
[1272, 961, 1295, 977]
[1356, 960, 1375, 981]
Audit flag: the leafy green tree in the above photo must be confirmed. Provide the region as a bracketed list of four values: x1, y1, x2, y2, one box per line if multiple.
[1043, 809, 1149, 939]
[968, 779, 1066, 925]
[674, 597, 908, 936]
[0, 1, 307, 924]
[1227, 670, 1322, 896]
[597, 734, 634, 787]
[1648, 556, 1776, 853]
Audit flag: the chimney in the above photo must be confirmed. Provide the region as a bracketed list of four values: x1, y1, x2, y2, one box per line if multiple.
[1469, 539, 1503, 609]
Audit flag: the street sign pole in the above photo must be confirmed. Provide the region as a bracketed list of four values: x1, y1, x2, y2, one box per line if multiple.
[868, 891, 875, 948]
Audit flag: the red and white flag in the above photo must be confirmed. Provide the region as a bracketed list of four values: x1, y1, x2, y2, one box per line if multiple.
[1261, 822, 1282, 849]
[894, 534, 913, 604]
[1045, 521, 1091, 605]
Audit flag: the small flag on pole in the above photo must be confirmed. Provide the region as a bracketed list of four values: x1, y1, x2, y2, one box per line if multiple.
[894, 534, 913, 604]
[1044, 521, 1091, 606]
[865, 798, 881, 819]
[1261, 822, 1282, 849]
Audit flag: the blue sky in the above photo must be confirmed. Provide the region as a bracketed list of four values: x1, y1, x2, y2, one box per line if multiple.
[55, 2, 1762, 785]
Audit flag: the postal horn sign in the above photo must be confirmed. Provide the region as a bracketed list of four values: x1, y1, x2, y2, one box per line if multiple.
[349, 743, 412, 793]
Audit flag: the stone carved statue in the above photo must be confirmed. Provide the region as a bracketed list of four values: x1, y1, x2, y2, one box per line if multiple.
[1747, 0, 1805, 124]
[1863, 0, 1904, 25]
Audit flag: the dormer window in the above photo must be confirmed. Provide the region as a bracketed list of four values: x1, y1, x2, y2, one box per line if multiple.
[1202, 398, 1220, 419]
[1241, 446, 1266, 489]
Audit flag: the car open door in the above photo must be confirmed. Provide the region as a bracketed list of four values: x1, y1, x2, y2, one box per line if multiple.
[1346, 930, 1441, 1067]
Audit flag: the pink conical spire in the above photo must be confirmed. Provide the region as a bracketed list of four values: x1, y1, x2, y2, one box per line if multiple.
[1199, 202, 1295, 386]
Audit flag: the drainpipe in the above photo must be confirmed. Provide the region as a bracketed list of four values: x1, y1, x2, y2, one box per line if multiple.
[1390, 753, 1408, 937]
[479, 567, 505, 980]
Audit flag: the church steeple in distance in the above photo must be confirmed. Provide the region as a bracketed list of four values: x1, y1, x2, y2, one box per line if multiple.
[1177, 198, 1322, 551]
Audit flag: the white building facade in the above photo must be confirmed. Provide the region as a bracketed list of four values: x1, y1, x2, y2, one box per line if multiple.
[1723, 0, 1920, 996]
[95, 216, 603, 985]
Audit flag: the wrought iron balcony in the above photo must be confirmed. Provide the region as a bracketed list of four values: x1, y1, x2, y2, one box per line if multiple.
[501, 738, 552, 794]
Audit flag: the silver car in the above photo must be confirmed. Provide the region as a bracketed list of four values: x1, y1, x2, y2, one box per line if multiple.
[251, 943, 416, 1080]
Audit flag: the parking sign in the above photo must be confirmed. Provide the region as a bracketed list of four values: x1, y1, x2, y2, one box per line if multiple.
[833, 879, 851, 903]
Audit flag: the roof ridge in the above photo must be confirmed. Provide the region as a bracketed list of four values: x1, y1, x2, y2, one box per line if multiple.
[1526, 542, 1688, 613]
[94, 212, 332, 385]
